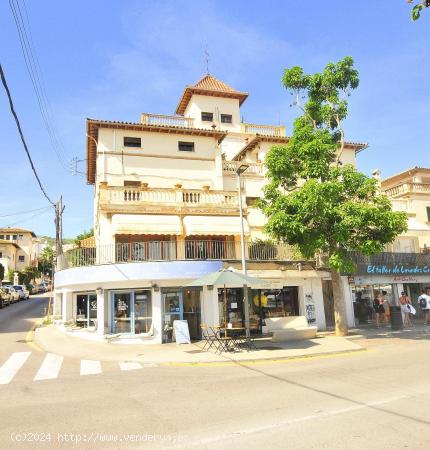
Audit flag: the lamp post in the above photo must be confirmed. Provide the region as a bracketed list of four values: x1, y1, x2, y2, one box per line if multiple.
[236, 163, 250, 337]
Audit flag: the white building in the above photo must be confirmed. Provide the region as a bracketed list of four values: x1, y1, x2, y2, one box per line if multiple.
[0, 227, 39, 277]
[54, 74, 365, 342]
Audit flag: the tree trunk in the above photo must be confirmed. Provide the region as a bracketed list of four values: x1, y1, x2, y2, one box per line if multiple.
[330, 269, 349, 336]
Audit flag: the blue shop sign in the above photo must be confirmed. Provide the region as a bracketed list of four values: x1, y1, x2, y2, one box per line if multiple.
[366, 264, 430, 275]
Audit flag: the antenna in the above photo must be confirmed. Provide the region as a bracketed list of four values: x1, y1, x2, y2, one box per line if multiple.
[204, 48, 210, 75]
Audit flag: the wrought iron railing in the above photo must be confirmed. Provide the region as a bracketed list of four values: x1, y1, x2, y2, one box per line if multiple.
[64, 240, 306, 268]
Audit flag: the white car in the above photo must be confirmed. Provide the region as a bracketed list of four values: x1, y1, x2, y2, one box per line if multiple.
[3, 286, 20, 303]
[13, 285, 29, 300]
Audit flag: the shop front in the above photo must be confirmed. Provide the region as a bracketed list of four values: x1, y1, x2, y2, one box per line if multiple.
[349, 252, 430, 324]
[217, 286, 300, 334]
[162, 288, 202, 343]
[111, 290, 152, 334]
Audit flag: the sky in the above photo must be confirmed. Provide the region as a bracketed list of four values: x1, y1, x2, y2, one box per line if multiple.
[0, 0, 429, 239]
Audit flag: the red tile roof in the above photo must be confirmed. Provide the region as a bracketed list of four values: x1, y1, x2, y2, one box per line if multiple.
[176, 74, 248, 115]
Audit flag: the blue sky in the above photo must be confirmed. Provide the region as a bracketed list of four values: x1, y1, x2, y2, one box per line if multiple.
[0, 0, 429, 238]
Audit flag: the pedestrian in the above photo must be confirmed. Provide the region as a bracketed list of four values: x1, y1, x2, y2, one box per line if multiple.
[381, 291, 390, 325]
[399, 291, 412, 327]
[418, 289, 430, 325]
[374, 292, 386, 328]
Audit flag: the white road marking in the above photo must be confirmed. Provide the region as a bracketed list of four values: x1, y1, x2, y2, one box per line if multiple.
[34, 353, 64, 381]
[119, 361, 142, 371]
[80, 360, 102, 376]
[0, 352, 31, 385]
[181, 395, 409, 448]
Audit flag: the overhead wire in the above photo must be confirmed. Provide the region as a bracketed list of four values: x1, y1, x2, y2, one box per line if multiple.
[8, 0, 69, 171]
[5, 206, 53, 227]
[0, 63, 55, 206]
[0, 206, 50, 218]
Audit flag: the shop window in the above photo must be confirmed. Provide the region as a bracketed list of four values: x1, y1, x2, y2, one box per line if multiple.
[178, 141, 195, 152]
[124, 136, 141, 148]
[201, 112, 213, 122]
[76, 293, 97, 328]
[221, 114, 232, 124]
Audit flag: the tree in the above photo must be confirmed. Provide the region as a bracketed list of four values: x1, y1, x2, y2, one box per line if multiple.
[260, 57, 408, 336]
[38, 246, 54, 276]
[407, 0, 430, 20]
[74, 228, 94, 247]
[0, 263, 4, 282]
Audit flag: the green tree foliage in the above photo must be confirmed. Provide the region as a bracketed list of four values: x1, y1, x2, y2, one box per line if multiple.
[38, 246, 54, 275]
[260, 57, 408, 335]
[0, 263, 4, 281]
[74, 228, 94, 247]
[408, 0, 430, 20]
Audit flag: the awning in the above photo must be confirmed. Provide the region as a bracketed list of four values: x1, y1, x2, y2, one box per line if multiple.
[183, 216, 250, 236]
[112, 214, 182, 235]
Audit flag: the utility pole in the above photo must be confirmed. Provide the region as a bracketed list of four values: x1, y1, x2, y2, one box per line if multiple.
[55, 196, 67, 271]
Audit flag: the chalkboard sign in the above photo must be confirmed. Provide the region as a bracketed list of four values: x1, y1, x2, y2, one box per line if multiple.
[173, 320, 191, 344]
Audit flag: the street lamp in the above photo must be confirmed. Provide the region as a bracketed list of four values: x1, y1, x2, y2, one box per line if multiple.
[236, 163, 250, 337]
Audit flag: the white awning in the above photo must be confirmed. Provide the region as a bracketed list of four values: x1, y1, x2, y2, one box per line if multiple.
[183, 216, 250, 236]
[112, 214, 182, 235]
[408, 218, 430, 231]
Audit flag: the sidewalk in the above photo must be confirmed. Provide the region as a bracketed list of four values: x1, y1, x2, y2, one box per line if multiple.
[34, 324, 364, 365]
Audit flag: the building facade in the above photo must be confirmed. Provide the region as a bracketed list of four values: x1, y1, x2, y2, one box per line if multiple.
[54, 74, 365, 342]
[347, 167, 430, 324]
[0, 228, 39, 278]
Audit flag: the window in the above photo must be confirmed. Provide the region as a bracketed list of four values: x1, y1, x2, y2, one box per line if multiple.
[178, 141, 195, 152]
[246, 197, 259, 207]
[0, 252, 2, 258]
[18, 255, 25, 262]
[201, 112, 213, 122]
[221, 114, 232, 124]
[124, 180, 141, 187]
[427, 206, 430, 222]
[0, 235, 4, 240]
[123, 137, 141, 148]
[12, 235, 17, 241]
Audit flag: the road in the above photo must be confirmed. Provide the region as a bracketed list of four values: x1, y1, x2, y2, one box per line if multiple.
[0, 295, 429, 449]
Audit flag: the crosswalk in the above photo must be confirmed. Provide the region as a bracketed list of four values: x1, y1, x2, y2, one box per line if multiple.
[0, 352, 154, 385]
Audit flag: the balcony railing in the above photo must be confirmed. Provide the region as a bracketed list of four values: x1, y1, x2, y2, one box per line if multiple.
[390, 199, 414, 213]
[241, 123, 286, 137]
[100, 186, 239, 208]
[384, 183, 430, 198]
[65, 240, 306, 268]
[140, 113, 194, 128]
[222, 161, 263, 175]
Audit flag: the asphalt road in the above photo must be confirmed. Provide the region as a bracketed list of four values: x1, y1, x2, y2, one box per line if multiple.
[0, 295, 429, 450]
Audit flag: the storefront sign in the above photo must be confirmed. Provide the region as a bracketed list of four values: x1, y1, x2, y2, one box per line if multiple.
[365, 265, 430, 275]
[173, 320, 190, 344]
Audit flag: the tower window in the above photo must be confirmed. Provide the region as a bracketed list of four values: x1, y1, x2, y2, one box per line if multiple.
[201, 112, 213, 122]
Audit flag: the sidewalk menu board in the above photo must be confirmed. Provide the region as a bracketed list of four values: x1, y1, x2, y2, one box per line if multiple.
[173, 320, 191, 344]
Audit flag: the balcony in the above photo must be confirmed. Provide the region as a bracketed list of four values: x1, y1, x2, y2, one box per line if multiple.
[65, 240, 306, 268]
[384, 183, 430, 198]
[390, 199, 415, 214]
[240, 123, 286, 137]
[99, 185, 240, 214]
[222, 160, 263, 175]
[140, 113, 194, 128]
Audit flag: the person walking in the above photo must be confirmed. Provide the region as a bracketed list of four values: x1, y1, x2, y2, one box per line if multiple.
[418, 289, 430, 325]
[399, 291, 412, 327]
[375, 292, 386, 327]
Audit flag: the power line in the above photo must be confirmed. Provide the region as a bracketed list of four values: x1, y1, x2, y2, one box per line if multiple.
[5, 206, 53, 227]
[0, 63, 55, 206]
[0, 206, 50, 218]
[8, 0, 69, 171]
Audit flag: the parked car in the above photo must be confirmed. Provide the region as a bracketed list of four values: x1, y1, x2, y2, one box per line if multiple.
[13, 285, 30, 300]
[3, 286, 20, 303]
[39, 282, 50, 293]
[0, 288, 11, 308]
[27, 284, 39, 295]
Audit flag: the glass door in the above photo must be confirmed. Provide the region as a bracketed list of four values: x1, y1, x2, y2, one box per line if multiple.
[162, 290, 183, 343]
[76, 293, 97, 327]
[134, 290, 152, 334]
[183, 289, 201, 340]
[113, 292, 132, 333]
